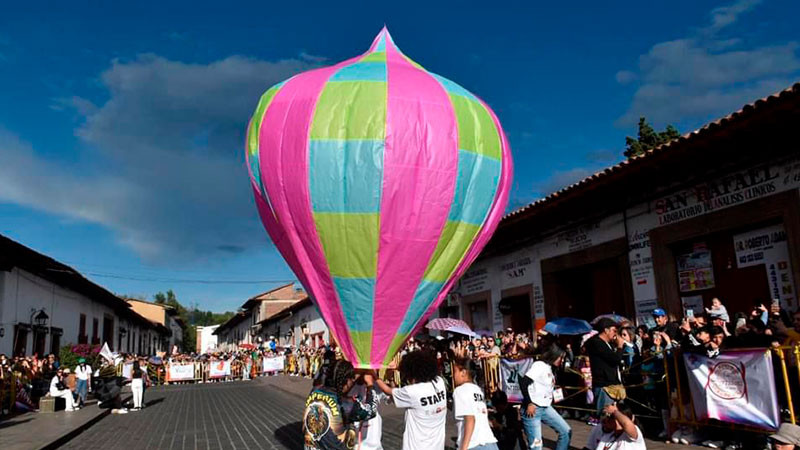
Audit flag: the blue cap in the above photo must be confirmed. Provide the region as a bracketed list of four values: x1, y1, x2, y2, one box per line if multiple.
[652, 308, 667, 317]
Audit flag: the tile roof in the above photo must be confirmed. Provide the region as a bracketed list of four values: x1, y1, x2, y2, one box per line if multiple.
[502, 82, 800, 223]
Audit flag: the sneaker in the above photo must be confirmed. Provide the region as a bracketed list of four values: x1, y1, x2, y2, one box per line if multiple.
[587, 417, 600, 426]
[118, 409, 128, 414]
[680, 430, 696, 445]
[702, 440, 724, 448]
[657, 430, 668, 440]
[671, 429, 683, 444]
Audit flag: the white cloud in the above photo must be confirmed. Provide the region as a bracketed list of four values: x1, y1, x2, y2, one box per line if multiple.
[615, 70, 637, 84]
[0, 53, 320, 261]
[616, 0, 800, 126]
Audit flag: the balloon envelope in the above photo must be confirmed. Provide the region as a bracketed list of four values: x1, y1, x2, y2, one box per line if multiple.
[246, 28, 512, 368]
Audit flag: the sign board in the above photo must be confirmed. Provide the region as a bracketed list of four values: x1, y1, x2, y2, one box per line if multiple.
[733, 224, 796, 308]
[263, 356, 285, 373]
[169, 364, 195, 381]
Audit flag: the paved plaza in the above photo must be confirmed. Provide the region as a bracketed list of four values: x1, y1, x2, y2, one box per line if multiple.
[37, 376, 691, 450]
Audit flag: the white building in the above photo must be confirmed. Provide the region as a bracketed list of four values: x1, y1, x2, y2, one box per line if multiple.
[126, 298, 185, 353]
[214, 283, 307, 349]
[0, 234, 167, 356]
[448, 84, 800, 334]
[259, 297, 329, 348]
[195, 324, 219, 354]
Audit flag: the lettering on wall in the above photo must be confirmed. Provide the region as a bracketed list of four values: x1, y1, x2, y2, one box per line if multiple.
[501, 257, 532, 280]
[557, 222, 600, 252]
[461, 268, 489, 295]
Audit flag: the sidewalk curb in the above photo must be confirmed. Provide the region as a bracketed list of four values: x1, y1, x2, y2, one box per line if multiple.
[38, 394, 132, 450]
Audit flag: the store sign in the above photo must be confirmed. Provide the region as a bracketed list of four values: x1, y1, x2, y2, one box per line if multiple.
[461, 267, 489, 295]
[677, 245, 715, 292]
[500, 256, 532, 280]
[655, 159, 800, 227]
[733, 224, 796, 309]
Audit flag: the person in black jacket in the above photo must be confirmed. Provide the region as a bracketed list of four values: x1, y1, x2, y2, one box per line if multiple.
[583, 318, 625, 416]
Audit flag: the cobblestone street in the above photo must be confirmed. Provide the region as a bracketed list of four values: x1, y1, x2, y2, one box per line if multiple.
[56, 376, 690, 450]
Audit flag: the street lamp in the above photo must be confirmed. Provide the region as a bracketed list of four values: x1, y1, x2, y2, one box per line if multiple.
[32, 309, 49, 328]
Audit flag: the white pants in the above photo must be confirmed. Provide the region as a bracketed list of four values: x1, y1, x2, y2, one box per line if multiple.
[131, 378, 144, 408]
[50, 388, 76, 411]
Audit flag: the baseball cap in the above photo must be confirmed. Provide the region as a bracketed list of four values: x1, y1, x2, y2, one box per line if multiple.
[771, 423, 800, 445]
[652, 308, 667, 317]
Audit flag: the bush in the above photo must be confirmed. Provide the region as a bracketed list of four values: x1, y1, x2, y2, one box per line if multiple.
[59, 344, 102, 370]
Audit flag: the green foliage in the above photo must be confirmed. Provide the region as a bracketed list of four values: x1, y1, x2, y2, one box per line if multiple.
[59, 344, 102, 370]
[624, 117, 680, 158]
[152, 290, 234, 353]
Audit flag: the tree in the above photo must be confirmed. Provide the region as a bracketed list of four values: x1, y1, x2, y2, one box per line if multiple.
[151, 290, 233, 353]
[624, 117, 680, 159]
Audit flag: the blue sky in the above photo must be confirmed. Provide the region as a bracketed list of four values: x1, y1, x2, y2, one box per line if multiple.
[1, 0, 798, 312]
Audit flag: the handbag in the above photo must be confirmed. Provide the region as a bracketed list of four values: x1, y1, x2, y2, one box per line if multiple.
[602, 384, 627, 401]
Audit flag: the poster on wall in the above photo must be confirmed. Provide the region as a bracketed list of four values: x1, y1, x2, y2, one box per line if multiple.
[677, 245, 715, 292]
[733, 224, 796, 309]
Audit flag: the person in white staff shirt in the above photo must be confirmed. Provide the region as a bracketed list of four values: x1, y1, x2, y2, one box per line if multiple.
[452, 357, 499, 450]
[374, 350, 447, 450]
[519, 345, 571, 450]
[50, 367, 78, 411]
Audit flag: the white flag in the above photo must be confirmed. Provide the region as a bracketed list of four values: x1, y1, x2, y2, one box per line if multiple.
[99, 342, 114, 362]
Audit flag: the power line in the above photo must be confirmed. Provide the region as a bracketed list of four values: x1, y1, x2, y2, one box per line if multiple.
[45, 268, 295, 285]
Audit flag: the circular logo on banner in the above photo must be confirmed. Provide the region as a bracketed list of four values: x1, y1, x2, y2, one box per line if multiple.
[707, 361, 746, 400]
[303, 402, 331, 441]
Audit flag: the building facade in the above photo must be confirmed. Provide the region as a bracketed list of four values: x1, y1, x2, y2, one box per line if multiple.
[0, 235, 167, 356]
[214, 283, 307, 348]
[127, 299, 185, 352]
[450, 83, 800, 332]
[259, 297, 329, 348]
[196, 325, 219, 353]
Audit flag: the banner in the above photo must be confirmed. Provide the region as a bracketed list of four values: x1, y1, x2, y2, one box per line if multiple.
[500, 358, 534, 403]
[683, 349, 779, 430]
[209, 360, 231, 378]
[169, 364, 195, 381]
[263, 356, 285, 373]
[122, 363, 133, 380]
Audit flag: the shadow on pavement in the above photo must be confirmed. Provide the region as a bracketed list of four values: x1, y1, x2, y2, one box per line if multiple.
[144, 398, 165, 408]
[0, 417, 34, 429]
[275, 421, 303, 449]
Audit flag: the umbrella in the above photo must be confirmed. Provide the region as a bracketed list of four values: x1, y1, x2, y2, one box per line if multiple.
[148, 356, 163, 366]
[543, 318, 593, 336]
[591, 314, 629, 325]
[426, 318, 477, 337]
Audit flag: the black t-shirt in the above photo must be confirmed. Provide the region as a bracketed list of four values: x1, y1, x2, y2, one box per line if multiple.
[651, 321, 681, 341]
[584, 335, 625, 388]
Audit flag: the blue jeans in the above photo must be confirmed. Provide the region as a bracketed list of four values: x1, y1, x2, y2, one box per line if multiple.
[469, 444, 499, 450]
[521, 405, 571, 450]
[593, 387, 614, 415]
[76, 379, 88, 405]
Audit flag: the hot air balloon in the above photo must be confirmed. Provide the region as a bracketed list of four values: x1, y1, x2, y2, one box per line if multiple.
[246, 28, 512, 368]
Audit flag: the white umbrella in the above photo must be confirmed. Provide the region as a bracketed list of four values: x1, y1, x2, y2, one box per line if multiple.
[425, 318, 477, 337]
